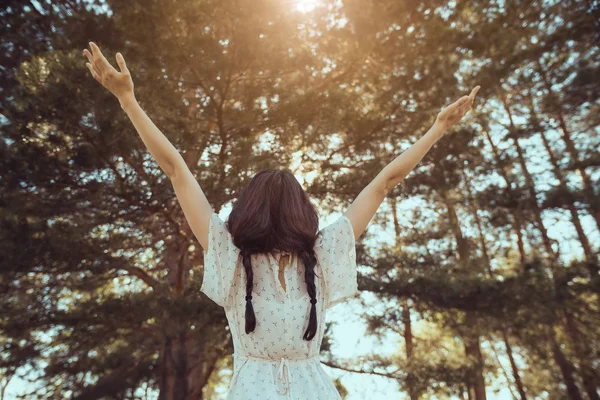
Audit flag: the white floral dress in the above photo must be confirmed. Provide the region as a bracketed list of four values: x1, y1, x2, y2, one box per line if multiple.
[201, 211, 358, 400]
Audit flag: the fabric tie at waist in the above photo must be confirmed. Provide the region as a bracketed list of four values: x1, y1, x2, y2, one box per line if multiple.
[276, 357, 290, 395]
[233, 353, 320, 396]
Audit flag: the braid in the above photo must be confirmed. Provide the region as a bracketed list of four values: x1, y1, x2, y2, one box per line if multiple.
[241, 250, 256, 333]
[241, 248, 319, 339]
[301, 249, 319, 340]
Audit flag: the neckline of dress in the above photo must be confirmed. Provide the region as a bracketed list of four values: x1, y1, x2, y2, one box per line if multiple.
[271, 249, 291, 260]
[268, 251, 294, 298]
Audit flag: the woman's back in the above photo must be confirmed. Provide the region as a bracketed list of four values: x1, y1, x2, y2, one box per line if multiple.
[201, 212, 358, 399]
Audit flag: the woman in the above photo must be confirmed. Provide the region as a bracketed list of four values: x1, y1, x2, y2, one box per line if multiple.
[83, 42, 479, 399]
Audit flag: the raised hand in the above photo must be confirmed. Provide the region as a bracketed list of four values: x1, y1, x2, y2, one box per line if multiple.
[434, 86, 480, 131]
[83, 42, 134, 105]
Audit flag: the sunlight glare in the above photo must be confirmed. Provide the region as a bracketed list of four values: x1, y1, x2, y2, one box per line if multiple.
[293, 0, 320, 13]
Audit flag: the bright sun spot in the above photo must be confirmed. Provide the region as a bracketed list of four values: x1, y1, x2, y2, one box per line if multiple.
[293, 0, 320, 13]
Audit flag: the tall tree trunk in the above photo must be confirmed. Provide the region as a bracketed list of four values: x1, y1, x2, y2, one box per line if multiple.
[563, 311, 600, 400]
[536, 60, 600, 232]
[502, 97, 558, 262]
[440, 191, 487, 400]
[503, 95, 586, 400]
[462, 168, 527, 400]
[160, 239, 190, 400]
[481, 128, 526, 263]
[401, 301, 414, 359]
[526, 93, 597, 263]
[502, 330, 528, 400]
[158, 234, 226, 400]
[401, 299, 419, 400]
[160, 331, 189, 400]
[392, 197, 419, 400]
[549, 327, 584, 400]
[464, 331, 488, 400]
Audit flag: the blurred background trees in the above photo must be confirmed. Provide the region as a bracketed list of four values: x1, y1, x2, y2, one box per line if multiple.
[0, 0, 598, 399]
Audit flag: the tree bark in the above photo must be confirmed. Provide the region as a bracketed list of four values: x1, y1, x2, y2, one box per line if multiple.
[481, 128, 527, 263]
[502, 330, 528, 400]
[536, 60, 600, 232]
[563, 311, 600, 400]
[392, 197, 420, 400]
[526, 93, 596, 263]
[159, 332, 189, 400]
[502, 97, 558, 261]
[503, 95, 586, 400]
[462, 169, 527, 400]
[441, 191, 487, 400]
[464, 329, 487, 400]
[549, 327, 584, 400]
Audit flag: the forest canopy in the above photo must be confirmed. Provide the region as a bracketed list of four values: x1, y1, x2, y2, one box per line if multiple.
[0, 0, 598, 399]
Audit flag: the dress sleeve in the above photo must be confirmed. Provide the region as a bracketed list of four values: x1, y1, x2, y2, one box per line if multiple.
[200, 212, 240, 308]
[315, 214, 359, 309]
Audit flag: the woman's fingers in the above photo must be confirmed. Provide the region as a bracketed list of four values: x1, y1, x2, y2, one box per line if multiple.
[115, 52, 129, 75]
[89, 42, 116, 75]
[469, 85, 481, 100]
[464, 96, 474, 109]
[86, 62, 101, 82]
[436, 86, 480, 129]
[460, 98, 474, 116]
[83, 49, 100, 75]
[446, 96, 469, 114]
[83, 48, 102, 80]
[83, 48, 94, 65]
[443, 85, 480, 115]
[455, 96, 470, 107]
[463, 86, 479, 114]
[455, 87, 478, 117]
[88, 42, 105, 74]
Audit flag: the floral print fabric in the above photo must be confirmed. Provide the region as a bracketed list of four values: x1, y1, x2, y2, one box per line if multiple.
[201, 212, 358, 399]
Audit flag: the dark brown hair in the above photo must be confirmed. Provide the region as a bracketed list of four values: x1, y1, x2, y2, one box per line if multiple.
[226, 168, 320, 340]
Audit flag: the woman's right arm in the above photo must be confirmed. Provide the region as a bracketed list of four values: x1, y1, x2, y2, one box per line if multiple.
[120, 96, 214, 250]
[84, 42, 213, 249]
[84, 42, 181, 178]
[343, 87, 480, 240]
[119, 95, 183, 179]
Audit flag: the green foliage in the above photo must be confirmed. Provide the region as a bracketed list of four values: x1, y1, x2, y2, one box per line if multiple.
[1, 0, 598, 399]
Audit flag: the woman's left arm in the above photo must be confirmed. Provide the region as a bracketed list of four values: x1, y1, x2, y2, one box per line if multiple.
[343, 86, 481, 240]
